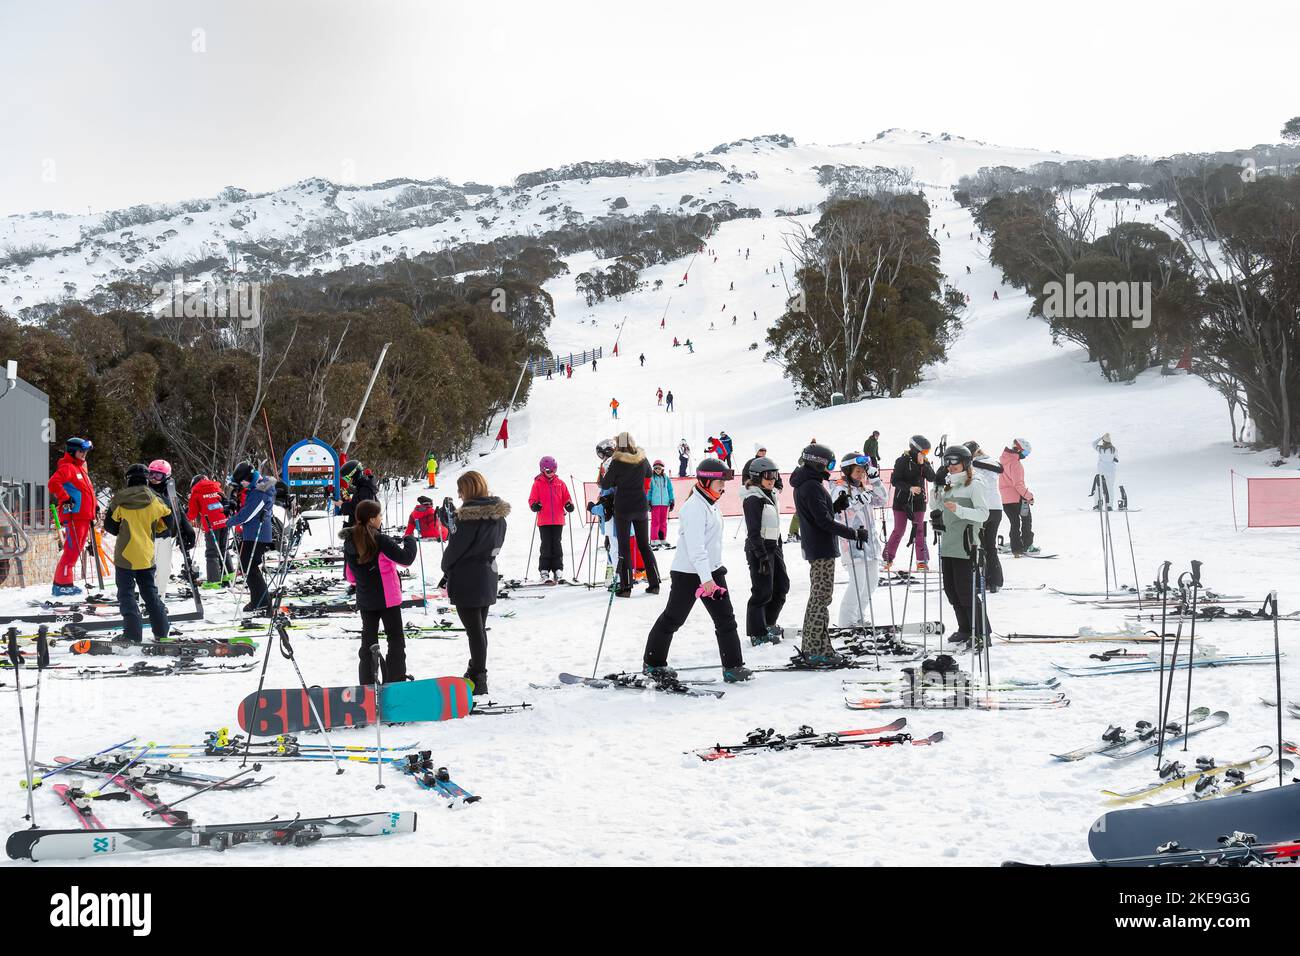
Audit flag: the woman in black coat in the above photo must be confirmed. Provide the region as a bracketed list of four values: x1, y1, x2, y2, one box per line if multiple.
[598, 431, 661, 597]
[440, 470, 510, 694]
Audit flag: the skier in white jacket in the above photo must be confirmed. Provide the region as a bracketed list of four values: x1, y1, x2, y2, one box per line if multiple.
[831, 455, 888, 626]
[642, 457, 751, 683]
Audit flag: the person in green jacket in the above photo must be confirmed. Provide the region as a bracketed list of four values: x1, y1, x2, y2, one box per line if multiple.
[862, 430, 880, 464]
[929, 444, 990, 646]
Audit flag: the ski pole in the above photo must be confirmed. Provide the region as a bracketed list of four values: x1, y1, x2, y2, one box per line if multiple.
[1121, 489, 1141, 610]
[415, 529, 429, 616]
[591, 576, 619, 678]
[1154, 559, 1171, 763]
[371, 643, 385, 791]
[143, 764, 269, 819]
[1182, 560, 1202, 752]
[567, 475, 584, 582]
[524, 521, 537, 582]
[1098, 493, 1110, 598]
[26, 625, 49, 826]
[1269, 591, 1284, 786]
[273, 616, 343, 774]
[1156, 609, 1186, 768]
[5, 627, 36, 824]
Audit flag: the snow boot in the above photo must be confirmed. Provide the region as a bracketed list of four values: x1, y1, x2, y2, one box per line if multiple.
[750, 625, 783, 647]
[52, 583, 83, 597]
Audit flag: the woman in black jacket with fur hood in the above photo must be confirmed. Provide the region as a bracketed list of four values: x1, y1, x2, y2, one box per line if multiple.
[440, 470, 510, 694]
[599, 431, 661, 597]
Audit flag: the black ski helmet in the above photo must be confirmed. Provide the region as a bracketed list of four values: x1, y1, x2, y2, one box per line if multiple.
[190, 474, 209, 489]
[942, 444, 972, 469]
[595, 439, 615, 460]
[696, 458, 734, 482]
[124, 462, 150, 486]
[231, 461, 255, 485]
[798, 443, 836, 474]
[746, 456, 778, 480]
[909, 434, 931, 453]
[340, 460, 363, 482]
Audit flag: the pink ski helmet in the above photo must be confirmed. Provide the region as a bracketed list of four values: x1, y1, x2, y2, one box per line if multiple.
[147, 459, 172, 478]
[539, 456, 558, 473]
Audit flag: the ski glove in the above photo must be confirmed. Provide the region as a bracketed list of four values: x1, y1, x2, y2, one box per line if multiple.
[854, 527, 870, 543]
[668, 501, 675, 512]
[564, 502, 575, 513]
[833, 491, 850, 513]
[531, 502, 543, 512]
[586, 501, 595, 513]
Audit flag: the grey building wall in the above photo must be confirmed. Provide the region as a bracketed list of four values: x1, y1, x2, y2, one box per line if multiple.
[0, 376, 52, 528]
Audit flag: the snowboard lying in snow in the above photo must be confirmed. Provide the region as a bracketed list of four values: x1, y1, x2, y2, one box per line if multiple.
[237, 677, 473, 734]
[1087, 782, 1300, 859]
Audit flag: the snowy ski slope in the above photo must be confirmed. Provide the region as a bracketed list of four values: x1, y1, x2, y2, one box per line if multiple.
[2, 133, 1297, 867]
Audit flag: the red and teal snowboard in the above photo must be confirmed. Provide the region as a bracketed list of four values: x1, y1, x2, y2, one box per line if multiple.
[236, 677, 473, 734]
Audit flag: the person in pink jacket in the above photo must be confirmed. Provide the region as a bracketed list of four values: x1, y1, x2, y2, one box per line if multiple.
[998, 439, 1034, 556]
[528, 456, 575, 582]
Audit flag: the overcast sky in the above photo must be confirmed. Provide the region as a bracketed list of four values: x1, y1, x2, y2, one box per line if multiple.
[2, 0, 1296, 216]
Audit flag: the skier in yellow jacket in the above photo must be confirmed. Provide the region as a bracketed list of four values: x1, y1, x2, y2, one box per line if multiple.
[103, 463, 174, 643]
[426, 453, 438, 489]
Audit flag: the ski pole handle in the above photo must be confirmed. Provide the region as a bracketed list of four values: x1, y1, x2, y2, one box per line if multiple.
[1158, 560, 1171, 589]
[1189, 560, 1202, 588]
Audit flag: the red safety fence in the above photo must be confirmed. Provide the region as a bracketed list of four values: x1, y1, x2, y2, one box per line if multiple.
[580, 469, 893, 521]
[1231, 470, 1300, 530]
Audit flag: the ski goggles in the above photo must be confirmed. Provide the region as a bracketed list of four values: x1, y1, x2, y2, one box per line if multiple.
[758, 470, 779, 481]
[697, 468, 734, 481]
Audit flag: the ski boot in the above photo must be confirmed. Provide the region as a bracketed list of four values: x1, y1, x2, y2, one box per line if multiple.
[750, 625, 783, 647]
[798, 649, 854, 669]
[915, 561, 930, 572]
[723, 665, 753, 683]
[642, 663, 678, 685]
[51, 583, 83, 597]
[881, 560, 893, 573]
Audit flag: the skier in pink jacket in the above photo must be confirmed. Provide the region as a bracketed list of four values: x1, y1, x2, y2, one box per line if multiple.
[998, 439, 1034, 556]
[528, 456, 575, 582]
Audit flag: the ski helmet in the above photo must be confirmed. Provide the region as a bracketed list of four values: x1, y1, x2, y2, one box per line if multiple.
[66, 436, 92, 454]
[596, 439, 615, 460]
[963, 440, 980, 456]
[747, 456, 778, 480]
[340, 460, 363, 482]
[417, 495, 432, 505]
[230, 461, 255, 486]
[696, 458, 734, 482]
[942, 444, 972, 469]
[798, 443, 836, 474]
[191, 474, 209, 488]
[539, 455, 557, 473]
[909, 434, 931, 453]
[124, 463, 150, 485]
[652, 459, 665, 468]
[1013, 437, 1032, 457]
[147, 459, 172, 480]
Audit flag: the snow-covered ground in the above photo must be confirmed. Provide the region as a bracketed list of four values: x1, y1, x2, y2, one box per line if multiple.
[3, 152, 1298, 867]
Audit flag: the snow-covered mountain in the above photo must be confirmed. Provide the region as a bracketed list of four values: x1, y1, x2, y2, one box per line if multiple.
[1, 130, 1078, 314]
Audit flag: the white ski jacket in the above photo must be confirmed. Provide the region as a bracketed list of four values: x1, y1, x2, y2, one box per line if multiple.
[672, 488, 724, 581]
